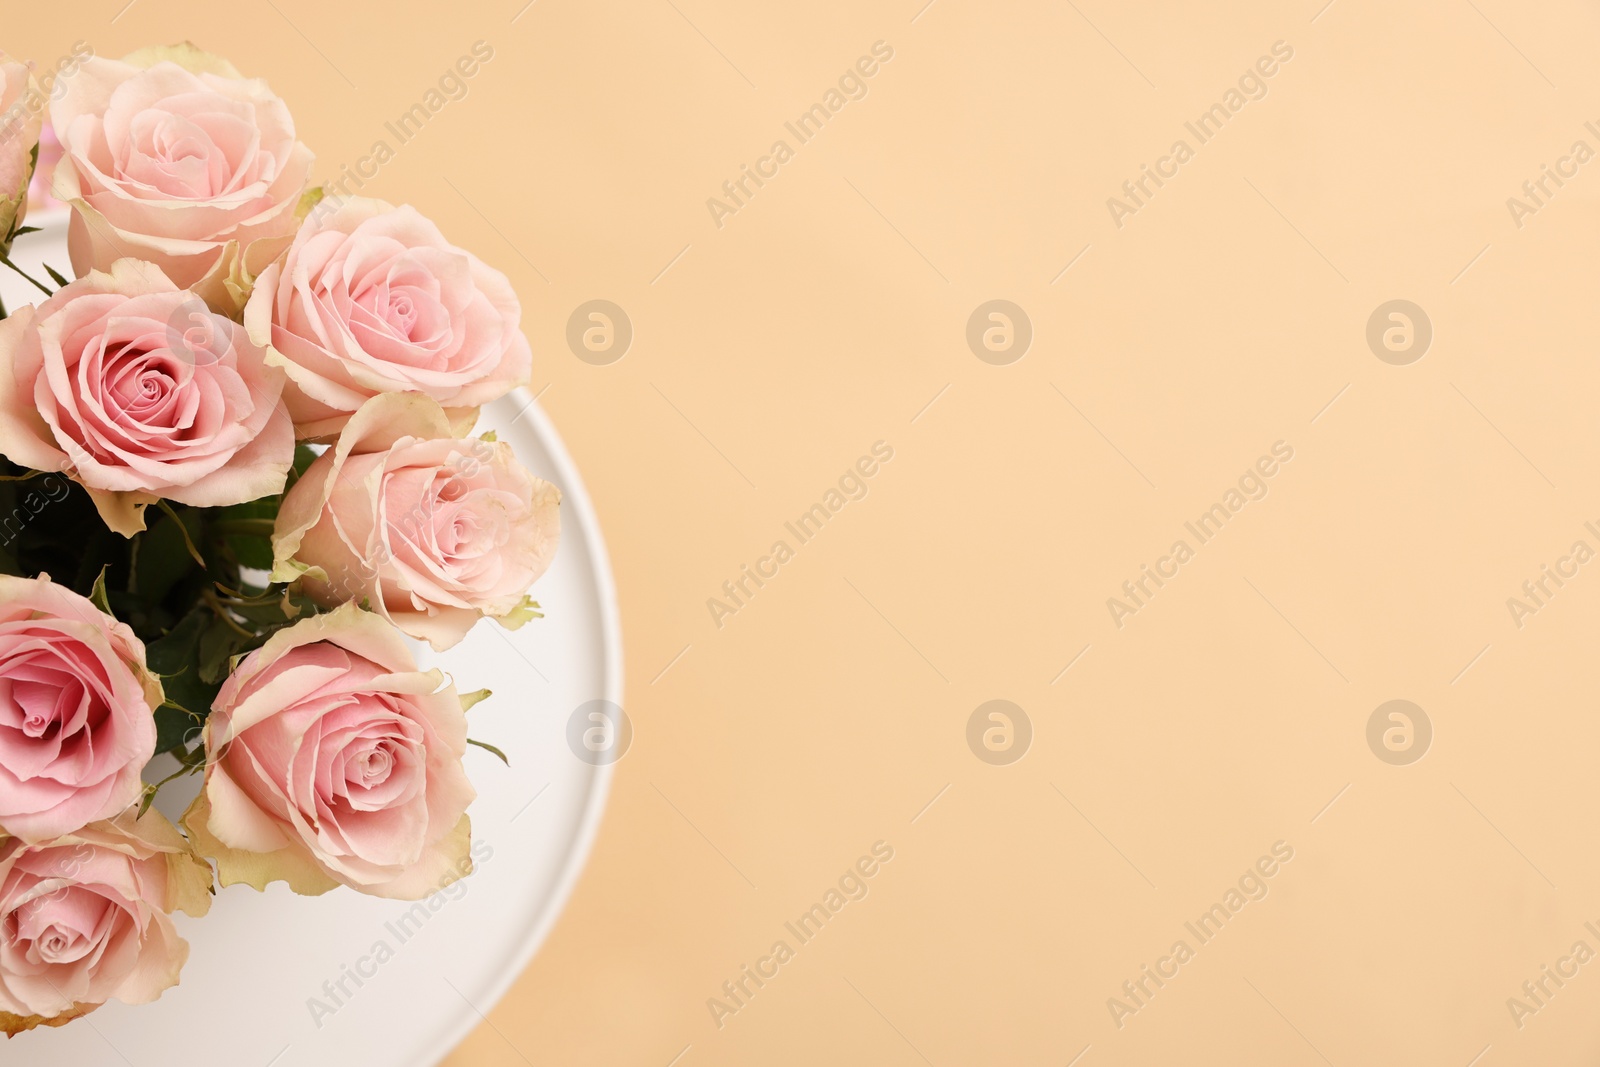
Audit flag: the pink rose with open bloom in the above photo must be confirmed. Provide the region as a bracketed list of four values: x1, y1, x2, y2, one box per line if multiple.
[244, 196, 531, 440]
[0, 259, 293, 536]
[184, 603, 477, 900]
[0, 808, 212, 1036]
[272, 393, 559, 650]
[50, 43, 313, 310]
[0, 53, 43, 252]
[0, 575, 160, 844]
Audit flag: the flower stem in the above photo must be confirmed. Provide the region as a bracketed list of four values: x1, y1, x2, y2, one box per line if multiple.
[0, 256, 52, 296]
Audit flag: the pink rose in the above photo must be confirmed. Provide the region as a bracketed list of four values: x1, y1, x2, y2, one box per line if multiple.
[272, 393, 559, 650]
[0, 808, 212, 1036]
[184, 602, 477, 900]
[0, 54, 42, 251]
[50, 43, 313, 310]
[244, 196, 531, 440]
[0, 575, 161, 843]
[0, 259, 293, 536]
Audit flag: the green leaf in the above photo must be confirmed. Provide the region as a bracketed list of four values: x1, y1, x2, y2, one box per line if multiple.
[224, 533, 275, 571]
[134, 509, 204, 605]
[42, 263, 70, 288]
[145, 608, 222, 754]
[198, 617, 235, 684]
[152, 701, 202, 756]
[144, 607, 208, 678]
[89, 567, 113, 616]
[198, 615, 250, 684]
[467, 738, 510, 766]
[155, 500, 205, 567]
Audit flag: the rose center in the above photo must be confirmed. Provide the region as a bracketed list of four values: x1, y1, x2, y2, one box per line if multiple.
[103, 346, 191, 428]
[11, 887, 112, 968]
[384, 292, 419, 337]
[2, 670, 88, 744]
[157, 128, 207, 165]
[34, 924, 87, 964]
[355, 742, 395, 786]
[123, 366, 173, 401]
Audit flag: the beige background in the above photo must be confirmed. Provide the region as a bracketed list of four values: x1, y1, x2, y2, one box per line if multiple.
[11, 0, 1600, 1062]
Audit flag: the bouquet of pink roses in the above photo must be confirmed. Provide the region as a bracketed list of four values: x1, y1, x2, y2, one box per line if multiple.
[0, 43, 559, 1036]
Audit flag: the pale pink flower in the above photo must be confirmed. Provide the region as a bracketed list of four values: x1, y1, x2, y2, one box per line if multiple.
[184, 603, 477, 900]
[50, 43, 313, 310]
[0, 808, 212, 1036]
[244, 196, 531, 440]
[0, 259, 293, 535]
[0, 575, 161, 843]
[273, 393, 559, 650]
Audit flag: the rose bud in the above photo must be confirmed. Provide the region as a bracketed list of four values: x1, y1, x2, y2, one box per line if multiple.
[0, 808, 213, 1036]
[50, 43, 313, 310]
[0, 53, 43, 254]
[183, 602, 477, 900]
[271, 392, 559, 651]
[244, 196, 531, 440]
[0, 259, 293, 536]
[0, 575, 161, 843]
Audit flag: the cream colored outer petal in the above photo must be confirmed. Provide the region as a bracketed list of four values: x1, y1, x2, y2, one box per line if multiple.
[78, 487, 152, 537]
[0, 1002, 99, 1037]
[386, 603, 480, 652]
[107, 911, 188, 1005]
[62, 198, 233, 299]
[120, 42, 245, 77]
[194, 731, 294, 854]
[181, 790, 339, 897]
[0, 306, 68, 474]
[99, 807, 217, 920]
